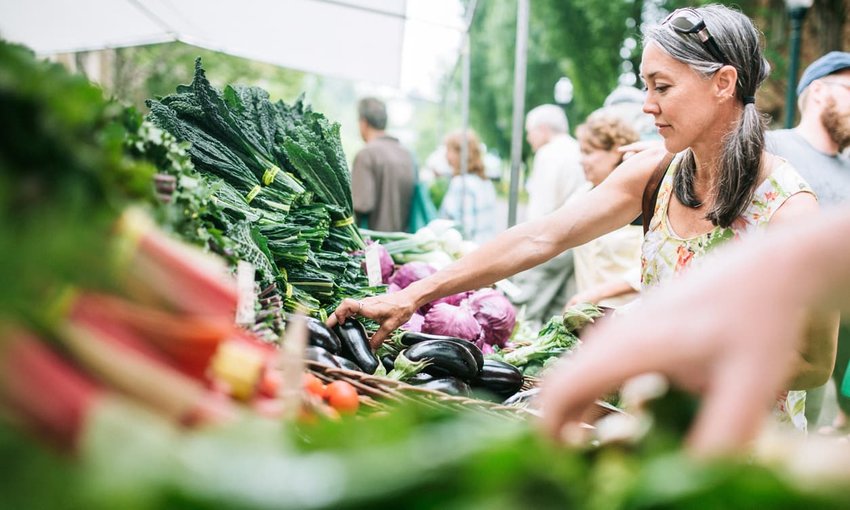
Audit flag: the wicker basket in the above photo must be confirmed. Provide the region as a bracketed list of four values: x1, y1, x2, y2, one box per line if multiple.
[306, 361, 619, 423]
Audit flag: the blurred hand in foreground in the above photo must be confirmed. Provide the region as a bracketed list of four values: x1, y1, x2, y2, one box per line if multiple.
[540, 209, 850, 456]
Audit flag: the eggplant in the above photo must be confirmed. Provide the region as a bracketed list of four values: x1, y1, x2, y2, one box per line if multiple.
[404, 339, 480, 381]
[333, 318, 379, 374]
[414, 376, 471, 397]
[380, 354, 396, 373]
[305, 317, 342, 354]
[400, 331, 484, 374]
[472, 359, 524, 397]
[333, 355, 364, 373]
[305, 346, 340, 368]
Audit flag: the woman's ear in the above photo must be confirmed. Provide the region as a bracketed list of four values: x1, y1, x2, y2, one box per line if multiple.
[714, 65, 739, 99]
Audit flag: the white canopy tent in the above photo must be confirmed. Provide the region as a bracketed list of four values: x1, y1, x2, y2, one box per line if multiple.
[0, 0, 407, 87]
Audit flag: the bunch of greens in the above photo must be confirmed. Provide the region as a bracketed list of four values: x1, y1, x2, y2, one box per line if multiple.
[493, 303, 602, 376]
[500, 315, 580, 375]
[141, 59, 378, 320]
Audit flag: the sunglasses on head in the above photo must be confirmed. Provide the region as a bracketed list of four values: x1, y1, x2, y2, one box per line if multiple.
[663, 8, 730, 66]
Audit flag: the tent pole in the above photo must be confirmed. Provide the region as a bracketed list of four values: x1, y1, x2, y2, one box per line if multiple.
[457, 0, 477, 235]
[507, 0, 529, 228]
[459, 33, 470, 232]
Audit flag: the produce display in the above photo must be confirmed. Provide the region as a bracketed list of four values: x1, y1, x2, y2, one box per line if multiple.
[5, 39, 850, 510]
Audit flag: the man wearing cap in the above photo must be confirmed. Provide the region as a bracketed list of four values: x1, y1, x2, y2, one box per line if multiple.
[766, 51, 850, 429]
[767, 51, 850, 206]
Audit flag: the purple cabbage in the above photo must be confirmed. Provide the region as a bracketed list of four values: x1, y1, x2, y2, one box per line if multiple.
[401, 313, 425, 332]
[388, 261, 437, 290]
[467, 288, 516, 348]
[418, 290, 471, 316]
[422, 302, 482, 342]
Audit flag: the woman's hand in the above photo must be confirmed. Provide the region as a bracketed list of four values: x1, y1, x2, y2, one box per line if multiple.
[327, 290, 419, 349]
[617, 140, 664, 160]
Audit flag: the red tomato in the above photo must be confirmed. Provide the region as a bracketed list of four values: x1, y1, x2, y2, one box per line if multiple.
[324, 381, 359, 414]
[257, 369, 282, 398]
[302, 373, 326, 398]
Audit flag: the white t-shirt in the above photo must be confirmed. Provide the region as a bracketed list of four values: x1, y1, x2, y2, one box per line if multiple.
[571, 183, 643, 308]
[525, 133, 585, 221]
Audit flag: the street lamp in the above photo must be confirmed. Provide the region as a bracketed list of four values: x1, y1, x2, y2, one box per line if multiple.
[784, 0, 814, 128]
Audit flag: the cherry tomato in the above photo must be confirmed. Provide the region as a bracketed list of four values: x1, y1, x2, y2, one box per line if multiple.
[324, 381, 359, 414]
[257, 369, 282, 398]
[302, 373, 326, 398]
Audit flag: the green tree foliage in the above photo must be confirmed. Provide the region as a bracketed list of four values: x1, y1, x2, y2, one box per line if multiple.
[463, 0, 643, 160]
[534, 0, 644, 123]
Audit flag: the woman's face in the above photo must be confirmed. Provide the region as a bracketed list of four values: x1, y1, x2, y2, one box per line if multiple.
[640, 43, 718, 153]
[579, 141, 622, 187]
[445, 144, 460, 171]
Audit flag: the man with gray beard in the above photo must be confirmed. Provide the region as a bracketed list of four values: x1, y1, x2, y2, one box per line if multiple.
[767, 51, 850, 429]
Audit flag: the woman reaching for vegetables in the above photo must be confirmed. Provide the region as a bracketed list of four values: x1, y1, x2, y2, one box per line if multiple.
[330, 4, 838, 430]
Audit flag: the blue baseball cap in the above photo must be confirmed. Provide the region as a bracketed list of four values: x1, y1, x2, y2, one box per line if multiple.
[797, 51, 850, 96]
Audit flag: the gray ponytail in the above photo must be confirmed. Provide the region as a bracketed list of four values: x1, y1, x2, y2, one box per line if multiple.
[645, 4, 771, 228]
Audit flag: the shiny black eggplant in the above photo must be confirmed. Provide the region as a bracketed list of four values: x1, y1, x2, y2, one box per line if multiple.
[305, 346, 340, 368]
[414, 376, 471, 397]
[333, 355, 365, 372]
[333, 318, 379, 374]
[305, 317, 342, 354]
[400, 331, 484, 374]
[380, 354, 396, 373]
[473, 359, 524, 397]
[404, 339, 480, 381]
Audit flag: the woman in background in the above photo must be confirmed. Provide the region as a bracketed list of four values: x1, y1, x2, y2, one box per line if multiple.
[567, 111, 643, 308]
[439, 129, 497, 244]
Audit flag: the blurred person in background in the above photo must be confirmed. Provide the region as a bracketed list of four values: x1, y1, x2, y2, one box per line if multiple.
[566, 111, 642, 309]
[511, 104, 586, 326]
[766, 51, 850, 429]
[438, 129, 497, 244]
[541, 208, 850, 456]
[351, 97, 415, 232]
[332, 5, 838, 432]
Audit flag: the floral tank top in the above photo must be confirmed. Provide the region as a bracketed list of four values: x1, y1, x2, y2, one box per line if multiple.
[641, 153, 814, 432]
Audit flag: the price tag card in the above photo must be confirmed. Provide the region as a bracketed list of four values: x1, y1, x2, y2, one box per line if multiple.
[364, 243, 383, 287]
